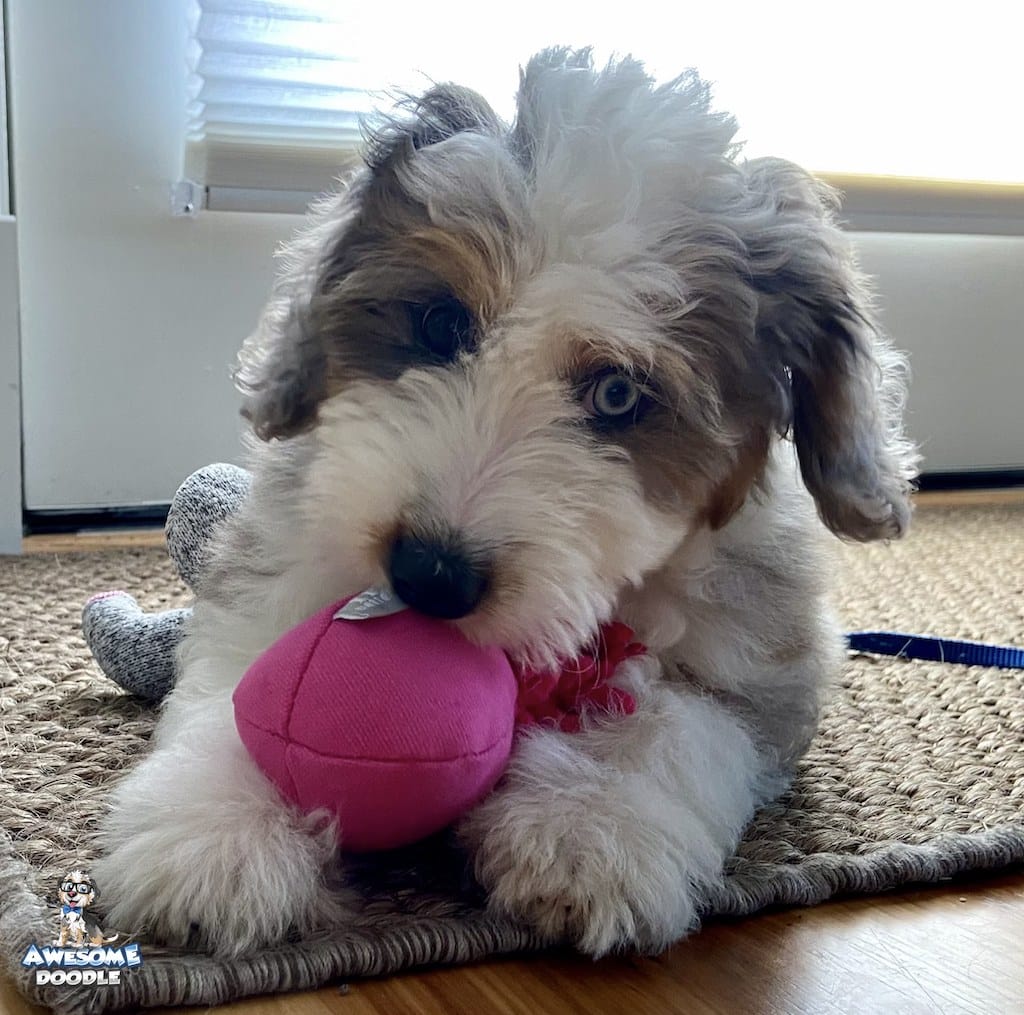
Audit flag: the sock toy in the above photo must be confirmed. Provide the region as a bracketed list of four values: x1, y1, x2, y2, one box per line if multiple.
[82, 464, 644, 851]
[82, 463, 252, 702]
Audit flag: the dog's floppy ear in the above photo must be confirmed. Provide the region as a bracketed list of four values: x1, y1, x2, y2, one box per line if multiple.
[235, 285, 329, 441]
[739, 158, 918, 541]
[235, 85, 502, 442]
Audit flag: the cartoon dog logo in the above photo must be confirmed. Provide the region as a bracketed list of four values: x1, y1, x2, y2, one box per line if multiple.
[54, 870, 117, 947]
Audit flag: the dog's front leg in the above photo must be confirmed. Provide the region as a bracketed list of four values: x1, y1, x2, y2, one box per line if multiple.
[92, 646, 348, 956]
[459, 659, 775, 956]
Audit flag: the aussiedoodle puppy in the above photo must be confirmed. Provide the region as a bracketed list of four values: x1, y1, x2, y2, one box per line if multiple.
[95, 47, 917, 956]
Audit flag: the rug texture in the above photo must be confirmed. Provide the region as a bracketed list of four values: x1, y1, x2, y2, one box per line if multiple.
[2, 503, 1023, 1014]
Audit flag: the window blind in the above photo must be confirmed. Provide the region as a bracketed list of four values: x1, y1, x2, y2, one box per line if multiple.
[184, 0, 1023, 226]
[185, 0, 380, 200]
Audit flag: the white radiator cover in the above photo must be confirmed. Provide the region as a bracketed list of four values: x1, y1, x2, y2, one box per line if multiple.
[15, 223, 1023, 511]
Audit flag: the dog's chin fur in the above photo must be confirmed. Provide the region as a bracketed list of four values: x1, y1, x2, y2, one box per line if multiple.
[94, 48, 917, 957]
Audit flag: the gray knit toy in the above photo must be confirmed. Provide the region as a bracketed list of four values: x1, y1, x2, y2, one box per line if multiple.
[82, 463, 252, 702]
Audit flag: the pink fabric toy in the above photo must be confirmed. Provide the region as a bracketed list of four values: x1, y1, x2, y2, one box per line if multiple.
[234, 596, 645, 852]
[233, 597, 517, 852]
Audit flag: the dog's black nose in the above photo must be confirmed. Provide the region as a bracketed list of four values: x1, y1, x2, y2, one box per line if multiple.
[387, 534, 488, 620]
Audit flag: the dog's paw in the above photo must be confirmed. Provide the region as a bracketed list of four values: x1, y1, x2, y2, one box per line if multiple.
[92, 808, 346, 956]
[92, 729, 354, 956]
[461, 774, 709, 956]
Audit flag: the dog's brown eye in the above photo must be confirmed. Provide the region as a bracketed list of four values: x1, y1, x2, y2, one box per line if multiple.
[411, 299, 474, 361]
[584, 371, 644, 422]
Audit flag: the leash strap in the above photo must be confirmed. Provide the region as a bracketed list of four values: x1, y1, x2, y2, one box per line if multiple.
[847, 631, 1024, 670]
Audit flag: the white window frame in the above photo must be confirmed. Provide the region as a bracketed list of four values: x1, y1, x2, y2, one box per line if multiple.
[832, 176, 1024, 237]
[180, 173, 1024, 237]
[0, 0, 8, 218]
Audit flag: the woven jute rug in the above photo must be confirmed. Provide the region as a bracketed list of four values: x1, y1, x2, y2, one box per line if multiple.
[2, 503, 1023, 1014]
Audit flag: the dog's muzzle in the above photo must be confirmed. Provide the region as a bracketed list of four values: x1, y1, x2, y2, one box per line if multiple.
[387, 533, 489, 620]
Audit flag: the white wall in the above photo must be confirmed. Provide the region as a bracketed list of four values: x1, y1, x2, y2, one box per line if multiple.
[6, 2, 1022, 514]
[854, 233, 1024, 473]
[8, 0, 298, 511]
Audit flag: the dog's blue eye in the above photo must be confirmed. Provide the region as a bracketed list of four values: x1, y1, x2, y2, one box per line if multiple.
[412, 299, 474, 361]
[585, 372, 643, 420]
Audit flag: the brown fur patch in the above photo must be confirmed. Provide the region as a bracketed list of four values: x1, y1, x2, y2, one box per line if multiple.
[402, 229, 512, 321]
[311, 212, 519, 401]
[700, 427, 772, 529]
[615, 412, 716, 516]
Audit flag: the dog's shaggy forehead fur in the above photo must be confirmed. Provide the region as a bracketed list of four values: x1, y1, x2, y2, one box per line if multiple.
[234, 47, 915, 666]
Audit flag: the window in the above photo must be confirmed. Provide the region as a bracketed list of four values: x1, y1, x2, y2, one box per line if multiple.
[184, 0, 1024, 228]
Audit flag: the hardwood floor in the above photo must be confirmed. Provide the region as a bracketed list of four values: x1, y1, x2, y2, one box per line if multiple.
[5, 488, 1023, 1013]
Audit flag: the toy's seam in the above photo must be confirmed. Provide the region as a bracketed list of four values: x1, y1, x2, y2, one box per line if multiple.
[281, 613, 337, 801]
[283, 616, 334, 739]
[249, 722, 510, 766]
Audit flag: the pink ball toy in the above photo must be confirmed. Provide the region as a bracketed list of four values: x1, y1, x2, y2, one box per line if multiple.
[233, 597, 517, 852]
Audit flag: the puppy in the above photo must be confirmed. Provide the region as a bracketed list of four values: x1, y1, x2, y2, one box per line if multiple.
[94, 48, 916, 957]
[55, 871, 115, 947]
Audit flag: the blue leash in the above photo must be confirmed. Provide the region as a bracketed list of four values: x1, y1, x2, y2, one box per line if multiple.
[847, 632, 1024, 670]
